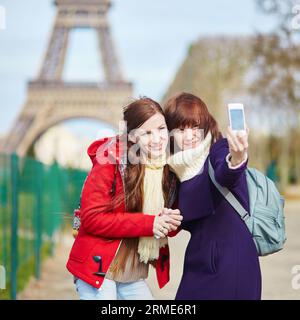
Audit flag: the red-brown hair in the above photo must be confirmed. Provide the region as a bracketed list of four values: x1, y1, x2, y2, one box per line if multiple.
[164, 92, 223, 151]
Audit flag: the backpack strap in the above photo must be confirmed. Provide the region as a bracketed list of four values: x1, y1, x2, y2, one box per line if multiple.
[208, 159, 250, 221]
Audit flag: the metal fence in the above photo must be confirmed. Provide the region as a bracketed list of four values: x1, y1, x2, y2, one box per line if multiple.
[0, 153, 87, 300]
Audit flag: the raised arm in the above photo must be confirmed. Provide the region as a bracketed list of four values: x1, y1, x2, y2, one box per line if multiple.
[210, 127, 249, 189]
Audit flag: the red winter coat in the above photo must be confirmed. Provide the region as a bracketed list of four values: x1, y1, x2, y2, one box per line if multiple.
[66, 136, 180, 289]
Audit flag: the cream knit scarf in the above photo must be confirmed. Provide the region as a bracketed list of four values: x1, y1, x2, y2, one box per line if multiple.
[138, 153, 168, 264]
[167, 132, 212, 182]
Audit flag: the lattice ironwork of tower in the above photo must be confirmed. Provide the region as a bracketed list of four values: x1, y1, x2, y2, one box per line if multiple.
[1, 0, 133, 157]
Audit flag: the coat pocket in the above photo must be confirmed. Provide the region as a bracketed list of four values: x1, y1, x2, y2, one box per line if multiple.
[186, 240, 218, 275]
[69, 237, 95, 263]
[210, 241, 218, 274]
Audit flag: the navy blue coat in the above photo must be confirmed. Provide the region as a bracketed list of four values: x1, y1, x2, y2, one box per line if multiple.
[175, 138, 262, 300]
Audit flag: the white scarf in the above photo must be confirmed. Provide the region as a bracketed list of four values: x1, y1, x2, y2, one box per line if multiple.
[167, 132, 212, 182]
[138, 154, 168, 263]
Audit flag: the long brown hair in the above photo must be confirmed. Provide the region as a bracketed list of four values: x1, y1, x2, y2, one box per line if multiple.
[109, 97, 171, 275]
[164, 92, 223, 152]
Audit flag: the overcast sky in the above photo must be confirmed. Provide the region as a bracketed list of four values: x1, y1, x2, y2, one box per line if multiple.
[0, 0, 275, 136]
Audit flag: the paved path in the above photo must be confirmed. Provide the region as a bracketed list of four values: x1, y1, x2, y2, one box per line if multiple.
[18, 201, 300, 300]
[18, 234, 77, 300]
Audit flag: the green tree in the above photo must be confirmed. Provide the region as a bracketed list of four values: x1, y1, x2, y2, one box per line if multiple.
[251, 0, 300, 190]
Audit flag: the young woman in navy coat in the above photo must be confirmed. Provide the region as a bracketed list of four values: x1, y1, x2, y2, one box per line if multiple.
[164, 93, 262, 300]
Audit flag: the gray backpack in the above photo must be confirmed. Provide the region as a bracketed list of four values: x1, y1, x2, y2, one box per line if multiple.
[208, 159, 286, 256]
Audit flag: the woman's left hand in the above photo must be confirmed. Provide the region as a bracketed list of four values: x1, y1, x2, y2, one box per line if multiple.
[226, 126, 249, 167]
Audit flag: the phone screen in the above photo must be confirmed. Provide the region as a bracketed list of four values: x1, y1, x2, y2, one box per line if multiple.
[230, 109, 245, 131]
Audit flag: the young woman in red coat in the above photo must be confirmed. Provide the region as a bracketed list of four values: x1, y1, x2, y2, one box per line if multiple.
[66, 97, 182, 300]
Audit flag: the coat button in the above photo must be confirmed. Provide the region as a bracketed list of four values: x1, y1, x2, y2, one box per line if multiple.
[96, 281, 99, 285]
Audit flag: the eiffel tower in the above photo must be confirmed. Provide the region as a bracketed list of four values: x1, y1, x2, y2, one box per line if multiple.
[1, 0, 133, 157]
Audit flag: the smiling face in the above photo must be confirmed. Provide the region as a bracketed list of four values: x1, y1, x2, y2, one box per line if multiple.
[129, 113, 168, 160]
[173, 126, 204, 151]
[164, 93, 222, 154]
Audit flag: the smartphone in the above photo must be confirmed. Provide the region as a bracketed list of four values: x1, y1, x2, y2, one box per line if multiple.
[228, 103, 246, 135]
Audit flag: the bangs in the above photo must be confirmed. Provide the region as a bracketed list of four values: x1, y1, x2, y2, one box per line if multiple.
[164, 92, 223, 151]
[165, 95, 210, 131]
